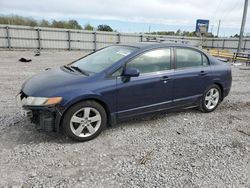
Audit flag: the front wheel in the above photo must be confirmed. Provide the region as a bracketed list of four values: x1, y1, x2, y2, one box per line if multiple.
[62, 101, 107, 142]
[199, 85, 222, 113]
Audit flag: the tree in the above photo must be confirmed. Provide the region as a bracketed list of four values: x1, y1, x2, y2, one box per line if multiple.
[28, 18, 37, 27]
[0, 15, 114, 31]
[0, 15, 39, 26]
[67, 20, 82, 30]
[97, 24, 113, 32]
[51, 20, 65, 28]
[176, 29, 181, 36]
[50, 20, 82, 29]
[234, 34, 240, 38]
[39, 19, 50, 27]
[84, 23, 94, 31]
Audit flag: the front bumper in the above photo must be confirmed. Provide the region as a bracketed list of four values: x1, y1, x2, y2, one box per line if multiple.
[17, 91, 62, 132]
[24, 106, 58, 132]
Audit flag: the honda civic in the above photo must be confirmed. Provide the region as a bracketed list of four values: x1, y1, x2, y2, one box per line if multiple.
[18, 43, 232, 141]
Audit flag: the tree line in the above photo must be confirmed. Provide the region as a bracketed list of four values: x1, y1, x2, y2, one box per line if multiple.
[146, 29, 198, 37]
[0, 15, 114, 32]
[0, 15, 201, 36]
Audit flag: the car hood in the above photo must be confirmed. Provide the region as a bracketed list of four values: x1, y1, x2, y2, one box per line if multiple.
[22, 67, 87, 97]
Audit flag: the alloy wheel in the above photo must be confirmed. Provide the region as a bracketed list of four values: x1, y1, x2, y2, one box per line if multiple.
[205, 88, 220, 110]
[70, 107, 102, 138]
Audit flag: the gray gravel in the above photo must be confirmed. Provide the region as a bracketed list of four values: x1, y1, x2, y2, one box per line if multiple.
[0, 50, 249, 187]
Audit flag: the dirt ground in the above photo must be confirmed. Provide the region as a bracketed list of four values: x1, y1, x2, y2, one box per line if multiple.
[0, 50, 249, 187]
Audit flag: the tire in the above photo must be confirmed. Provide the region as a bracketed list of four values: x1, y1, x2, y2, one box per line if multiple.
[62, 100, 107, 142]
[199, 84, 222, 113]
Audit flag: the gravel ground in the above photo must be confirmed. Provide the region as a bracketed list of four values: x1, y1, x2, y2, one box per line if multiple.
[0, 50, 249, 187]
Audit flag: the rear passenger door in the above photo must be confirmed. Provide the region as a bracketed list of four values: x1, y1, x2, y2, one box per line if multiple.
[173, 47, 212, 106]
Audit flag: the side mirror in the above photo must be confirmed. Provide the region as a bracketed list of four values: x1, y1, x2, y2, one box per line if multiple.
[122, 67, 140, 77]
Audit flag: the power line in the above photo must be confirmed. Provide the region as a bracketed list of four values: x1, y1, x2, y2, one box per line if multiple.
[221, 0, 242, 21]
[213, 0, 243, 36]
[211, 0, 224, 22]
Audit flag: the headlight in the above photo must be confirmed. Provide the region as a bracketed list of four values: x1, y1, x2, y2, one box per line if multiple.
[22, 96, 63, 106]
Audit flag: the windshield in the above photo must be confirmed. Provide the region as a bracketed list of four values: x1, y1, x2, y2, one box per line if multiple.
[71, 46, 136, 75]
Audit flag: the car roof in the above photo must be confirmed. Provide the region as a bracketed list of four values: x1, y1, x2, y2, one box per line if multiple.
[117, 42, 198, 50]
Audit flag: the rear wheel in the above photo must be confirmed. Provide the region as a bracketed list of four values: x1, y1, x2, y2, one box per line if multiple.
[62, 101, 107, 142]
[199, 85, 222, 113]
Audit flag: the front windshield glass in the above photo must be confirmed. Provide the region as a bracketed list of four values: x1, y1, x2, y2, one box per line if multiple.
[71, 46, 136, 74]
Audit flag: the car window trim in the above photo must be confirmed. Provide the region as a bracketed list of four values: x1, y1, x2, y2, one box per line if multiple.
[202, 53, 210, 65]
[108, 47, 173, 78]
[131, 68, 174, 78]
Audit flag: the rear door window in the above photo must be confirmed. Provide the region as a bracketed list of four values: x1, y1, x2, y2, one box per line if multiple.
[176, 48, 204, 69]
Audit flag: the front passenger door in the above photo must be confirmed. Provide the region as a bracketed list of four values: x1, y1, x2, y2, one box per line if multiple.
[116, 48, 174, 119]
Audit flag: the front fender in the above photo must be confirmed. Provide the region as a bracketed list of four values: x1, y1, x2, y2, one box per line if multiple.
[60, 90, 107, 113]
[55, 90, 114, 131]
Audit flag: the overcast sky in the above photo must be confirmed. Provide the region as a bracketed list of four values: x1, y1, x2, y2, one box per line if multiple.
[0, 0, 248, 36]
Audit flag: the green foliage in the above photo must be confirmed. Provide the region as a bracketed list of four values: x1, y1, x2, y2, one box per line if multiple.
[67, 20, 82, 29]
[51, 20, 82, 29]
[176, 29, 181, 36]
[39, 19, 50, 27]
[0, 15, 212, 37]
[232, 34, 240, 38]
[0, 15, 37, 26]
[0, 15, 82, 29]
[84, 23, 94, 31]
[146, 30, 197, 37]
[97, 24, 113, 32]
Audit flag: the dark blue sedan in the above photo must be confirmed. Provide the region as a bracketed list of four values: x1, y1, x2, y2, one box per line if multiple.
[19, 43, 232, 141]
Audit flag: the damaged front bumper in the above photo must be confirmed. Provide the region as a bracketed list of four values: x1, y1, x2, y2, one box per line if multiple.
[17, 91, 62, 132]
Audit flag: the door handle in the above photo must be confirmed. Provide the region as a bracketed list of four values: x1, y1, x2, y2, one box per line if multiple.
[199, 71, 207, 76]
[161, 76, 170, 83]
[161, 76, 169, 81]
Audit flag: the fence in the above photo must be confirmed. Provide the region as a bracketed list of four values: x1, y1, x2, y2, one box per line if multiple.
[0, 25, 201, 51]
[204, 38, 250, 52]
[0, 24, 249, 52]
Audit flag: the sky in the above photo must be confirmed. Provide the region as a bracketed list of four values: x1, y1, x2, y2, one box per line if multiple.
[0, 0, 248, 36]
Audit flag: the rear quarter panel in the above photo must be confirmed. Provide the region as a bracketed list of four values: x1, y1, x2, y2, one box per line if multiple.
[210, 59, 232, 98]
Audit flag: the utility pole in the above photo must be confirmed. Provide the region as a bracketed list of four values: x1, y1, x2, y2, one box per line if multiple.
[216, 20, 221, 37]
[237, 0, 248, 52]
[211, 25, 214, 34]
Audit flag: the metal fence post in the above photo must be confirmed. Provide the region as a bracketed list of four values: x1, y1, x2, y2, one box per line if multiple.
[222, 39, 225, 49]
[117, 33, 120, 44]
[93, 32, 97, 51]
[6, 26, 11, 49]
[243, 39, 247, 52]
[68, 30, 71, 50]
[37, 28, 41, 50]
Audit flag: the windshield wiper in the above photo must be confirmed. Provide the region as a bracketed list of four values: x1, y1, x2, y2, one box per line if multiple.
[70, 66, 90, 76]
[63, 65, 74, 72]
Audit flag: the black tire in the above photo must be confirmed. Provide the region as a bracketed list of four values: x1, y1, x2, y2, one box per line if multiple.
[62, 100, 107, 142]
[199, 84, 222, 113]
